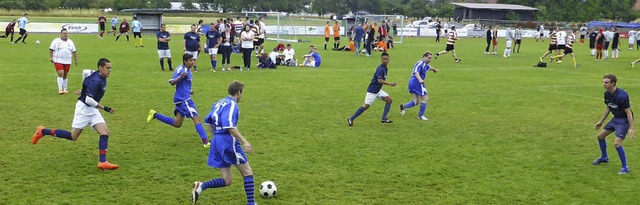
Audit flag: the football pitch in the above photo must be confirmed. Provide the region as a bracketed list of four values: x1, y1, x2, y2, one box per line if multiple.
[1, 33, 639, 204]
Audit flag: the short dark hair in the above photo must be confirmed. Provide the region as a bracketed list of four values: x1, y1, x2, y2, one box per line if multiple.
[183, 53, 194, 62]
[381, 52, 389, 58]
[97, 58, 110, 68]
[603, 74, 617, 86]
[161, 23, 165, 27]
[133, 17, 137, 20]
[423, 51, 432, 57]
[198, 19, 203, 24]
[228, 81, 244, 95]
[61, 28, 67, 33]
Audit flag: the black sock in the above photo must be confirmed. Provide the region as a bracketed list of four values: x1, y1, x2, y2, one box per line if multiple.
[14, 37, 21, 43]
[126, 35, 129, 41]
[168, 59, 173, 70]
[324, 44, 327, 50]
[160, 59, 164, 70]
[337, 43, 340, 49]
[10, 35, 13, 42]
[116, 35, 119, 41]
[22, 35, 27, 42]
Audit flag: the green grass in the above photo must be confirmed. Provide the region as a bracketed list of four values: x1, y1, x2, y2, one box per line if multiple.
[1, 33, 640, 204]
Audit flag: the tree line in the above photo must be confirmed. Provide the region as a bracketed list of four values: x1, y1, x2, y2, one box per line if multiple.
[0, 0, 637, 22]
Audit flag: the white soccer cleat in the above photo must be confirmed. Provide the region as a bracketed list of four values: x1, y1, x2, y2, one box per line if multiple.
[418, 116, 429, 121]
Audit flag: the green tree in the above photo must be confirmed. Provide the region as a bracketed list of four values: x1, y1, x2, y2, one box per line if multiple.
[183, 0, 196, 10]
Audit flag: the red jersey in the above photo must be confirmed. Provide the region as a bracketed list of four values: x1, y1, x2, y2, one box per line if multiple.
[98, 16, 106, 24]
[6, 22, 15, 31]
[119, 22, 130, 33]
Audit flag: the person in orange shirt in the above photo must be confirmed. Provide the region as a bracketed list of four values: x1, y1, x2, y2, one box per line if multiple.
[333, 21, 340, 50]
[324, 21, 330, 50]
[374, 36, 387, 52]
[348, 37, 355, 51]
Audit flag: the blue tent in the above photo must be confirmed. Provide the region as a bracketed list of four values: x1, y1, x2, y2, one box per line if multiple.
[587, 21, 640, 29]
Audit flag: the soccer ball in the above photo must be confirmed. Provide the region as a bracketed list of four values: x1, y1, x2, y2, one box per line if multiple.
[259, 181, 277, 198]
[35, 40, 40, 44]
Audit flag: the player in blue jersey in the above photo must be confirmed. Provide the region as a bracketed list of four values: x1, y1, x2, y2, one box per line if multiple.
[157, 24, 172, 71]
[347, 52, 397, 126]
[205, 22, 221, 72]
[147, 54, 210, 147]
[592, 74, 635, 174]
[13, 13, 28, 44]
[132, 17, 143, 47]
[400, 51, 438, 121]
[32, 58, 119, 170]
[191, 81, 255, 205]
[184, 24, 201, 72]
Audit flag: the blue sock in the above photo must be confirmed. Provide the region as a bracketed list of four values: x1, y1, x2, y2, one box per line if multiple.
[418, 102, 427, 117]
[617, 146, 627, 168]
[194, 65, 197, 71]
[43, 129, 72, 140]
[154, 113, 175, 126]
[382, 103, 391, 120]
[195, 123, 209, 143]
[598, 139, 608, 158]
[202, 178, 226, 190]
[350, 107, 366, 121]
[243, 175, 255, 204]
[212, 60, 217, 70]
[99, 135, 109, 162]
[405, 101, 416, 109]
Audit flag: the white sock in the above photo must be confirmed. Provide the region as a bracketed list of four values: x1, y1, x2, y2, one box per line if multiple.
[507, 49, 511, 56]
[63, 79, 68, 91]
[604, 51, 609, 58]
[57, 77, 63, 90]
[591, 49, 595, 55]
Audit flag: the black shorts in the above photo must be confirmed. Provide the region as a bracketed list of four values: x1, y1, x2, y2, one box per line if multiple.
[604, 41, 610, 49]
[134, 32, 142, 38]
[612, 43, 619, 50]
[564, 48, 573, 54]
[99, 23, 105, 31]
[334, 37, 340, 41]
[539, 32, 544, 36]
[111, 25, 116, 30]
[5, 29, 13, 36]
[580, 34, 585, 39]
[19, 28, 26, 35]
[255, 38, 264, 46]
[515, 39, 522, 44]
[547, 44, 557, 51]
[445, 44, 455, 51]
[557, 45, 566, 50]
[325, 37, 329, 42]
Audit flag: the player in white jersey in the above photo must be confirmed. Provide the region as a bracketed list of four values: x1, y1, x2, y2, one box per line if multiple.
[434, 26, 461, 63]
[579, 24, 588, 45]
[514, 26, 523, 53]
[603, 29, 613, 59]
[555, 28, 567, 62]
[628, 29, 636, 50]
[49, 28, 78, 94]
[551, 30, 579, 68]
[503, 27, 514, 58]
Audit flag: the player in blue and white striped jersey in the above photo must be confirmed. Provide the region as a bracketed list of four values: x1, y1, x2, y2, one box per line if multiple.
[147, 54, 210, 147]
[400, 52, 438, 121]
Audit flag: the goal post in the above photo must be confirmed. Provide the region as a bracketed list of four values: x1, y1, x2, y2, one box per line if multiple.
[243, 11, 299, 43]
[359, 14, 405, 44]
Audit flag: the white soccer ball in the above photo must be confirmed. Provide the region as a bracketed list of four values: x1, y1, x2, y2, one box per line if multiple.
[35, 40, 40, 44]
[259, 181, 277, 198]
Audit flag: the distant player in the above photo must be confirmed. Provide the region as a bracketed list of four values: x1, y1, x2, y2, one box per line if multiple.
[579, 24, 588, 45]
[49, 28, 78, 94]
[592, 74, 634, 174]
[595, 28, 605, 61]
[434, 26, 461, 63]
[536, 24, 544, 42]
[635, 29, 640, 50]
[147, 54, 210, 147]
[539, 27, 557, 62]
[611, 28, 620, 59]
[514, 26, 523, 53]
[603, 28, 613, 59]
[550, 29, 580, 68]
[628, 29, 636, 50]
[491, 26, 498, 55]
[484, 26, 492, 54]
[205, 22, 221, 72]
[98, 13, 107, 39]
[1, 19, 16, 42]
[32, 58, 119, 170]
[132, 17, 143, 47]
[108, 15, 118, 35]
[347, 52, 396, 126]
[255, 17, 266, 55]
[191, 81, 256, 205]
[333, 21, 341, 50]
[589, 29, 597, 56]
[115, 18, 130, 42]
[184, 24, 201, 72]
[13, 13, 28, 44]
[157, 24, 173, 71]
[554, 27, 566, 62]
[324, 21, 330, 50]
[503, 27, 514, 58]
[400, 51, 438, 121]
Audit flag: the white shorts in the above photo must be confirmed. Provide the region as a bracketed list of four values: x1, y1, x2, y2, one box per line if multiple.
[505, 40, 513, 48]
[158, 49, 171, 58]
[71, 101, 105, 129]
[364, 90, 389, 105]
[185, 51, 199, 59]
[208, 48, 218, 55]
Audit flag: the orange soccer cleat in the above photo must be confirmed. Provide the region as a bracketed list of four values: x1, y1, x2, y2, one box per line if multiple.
[98, 161, 120, 170]
[31, 126, 45, 145]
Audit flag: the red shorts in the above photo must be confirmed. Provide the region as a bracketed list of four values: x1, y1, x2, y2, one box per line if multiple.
[492, 39, 498, 45]
[596, 44, 603, 51]
[54, 63, 71, 72]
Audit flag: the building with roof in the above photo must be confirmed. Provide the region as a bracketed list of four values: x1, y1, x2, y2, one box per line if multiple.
[452, 3, 539, 21]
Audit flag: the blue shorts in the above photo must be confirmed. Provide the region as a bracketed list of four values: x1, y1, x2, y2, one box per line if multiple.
[604, 117, 630, 139]
[173, 99, 199, 118]
[408, 82, 427, 96]
[208, 133, 248, 168]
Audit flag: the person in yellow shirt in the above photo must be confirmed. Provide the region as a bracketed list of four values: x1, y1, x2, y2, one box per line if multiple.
[333, 21, 340, 50]
[324, 21, 330, 50]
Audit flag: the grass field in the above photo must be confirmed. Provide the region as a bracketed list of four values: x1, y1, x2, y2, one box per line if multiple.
[1, 32, 640, 204]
